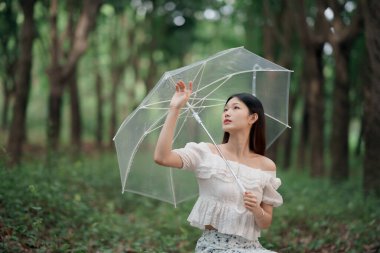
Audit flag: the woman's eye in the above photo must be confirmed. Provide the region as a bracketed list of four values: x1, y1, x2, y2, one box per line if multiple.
[234, 106, 240, 109]
[223, 108, 228, 112]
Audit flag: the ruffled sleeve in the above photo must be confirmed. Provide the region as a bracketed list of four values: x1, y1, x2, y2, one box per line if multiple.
[262, 175, 283, 207]
[172, 142, 204, 172]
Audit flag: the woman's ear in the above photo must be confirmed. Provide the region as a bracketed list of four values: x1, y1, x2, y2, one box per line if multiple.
[249, 113, 258, 125]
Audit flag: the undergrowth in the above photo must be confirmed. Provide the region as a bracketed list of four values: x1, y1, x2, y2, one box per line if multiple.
[0, 154, 379, 252]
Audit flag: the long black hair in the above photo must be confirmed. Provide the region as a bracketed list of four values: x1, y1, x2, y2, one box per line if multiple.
[222, 93, 266, 155]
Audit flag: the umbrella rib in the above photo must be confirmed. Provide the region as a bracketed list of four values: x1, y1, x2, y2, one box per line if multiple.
[264, 113, 291, 128]
[190, 75, 232, 109]
[189, 62, 206, 109]
[266, 126, 289, 149]
[172, 108, 192, 142]
[144, 107, 192, 135]
[140, 98, 224, 110]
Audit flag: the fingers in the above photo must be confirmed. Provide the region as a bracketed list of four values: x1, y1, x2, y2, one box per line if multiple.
[176, 80, 192, 93]
[244, 192, 258, 210]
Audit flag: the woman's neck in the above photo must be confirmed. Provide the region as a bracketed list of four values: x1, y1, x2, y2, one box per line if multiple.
[224, 131, 252, 160]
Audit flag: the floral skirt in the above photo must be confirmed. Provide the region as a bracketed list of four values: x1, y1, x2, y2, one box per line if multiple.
[195, 230, 277, 253]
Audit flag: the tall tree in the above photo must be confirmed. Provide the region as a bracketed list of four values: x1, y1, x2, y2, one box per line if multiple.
[362, 0, 380, 196]
[66, 0, 82, 152]
[261, 0, 297, 167]
[275, 1, 298, 170]
[293, 0, 328, 177]
[6, 0, 37, 165]
[325, 1, 362, 181]
[95, 70, 104, 148]
[0, 0, 18, 130]
[46, 0, 101, 151]
[108, 13, 134, 147]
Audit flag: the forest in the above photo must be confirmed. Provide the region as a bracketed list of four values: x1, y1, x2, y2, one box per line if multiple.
[1, 0, 379, 252]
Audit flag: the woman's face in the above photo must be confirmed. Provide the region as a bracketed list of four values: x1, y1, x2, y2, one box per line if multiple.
[222, 97, 256, 133]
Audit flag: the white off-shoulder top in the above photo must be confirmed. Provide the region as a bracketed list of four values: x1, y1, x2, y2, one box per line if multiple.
[173, 142, 283, 241]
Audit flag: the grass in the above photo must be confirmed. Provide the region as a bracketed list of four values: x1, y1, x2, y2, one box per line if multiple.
[0, 152, 379, 253]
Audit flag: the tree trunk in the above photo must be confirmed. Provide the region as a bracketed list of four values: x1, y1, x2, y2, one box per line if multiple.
[269, 0, 295, 169]
[68, 66, 82, 151]
[330, 44, 350, 181]
[327, 1, 362, 182]
[262, 0, 278, 161]
[47, 67, 64, 150]
[297, 100, 309, 171]
[6, 0, 36, 165]
[308, 50, 325, 177]
[283, 95, 296, 170]
[108, 65, 124, 146]
[293, 0, 326, 177]
[95, 72, 103, 148]
[1, 80, 14, 130]
[362, 0, 380, 196]
[0, 1, 18, 130]
[47, 0, 101, 151]
[47, 0, 62, 150]
[67, 0, 81, 152]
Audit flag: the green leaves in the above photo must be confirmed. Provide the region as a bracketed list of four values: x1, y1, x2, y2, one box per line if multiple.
[1, 156, 379, 252]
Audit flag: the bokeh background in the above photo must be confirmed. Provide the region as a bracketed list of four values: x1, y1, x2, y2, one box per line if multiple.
[1, 0, 379, 252]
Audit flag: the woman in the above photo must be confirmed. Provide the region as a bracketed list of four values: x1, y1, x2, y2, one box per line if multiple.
[154, 80, 283, 252]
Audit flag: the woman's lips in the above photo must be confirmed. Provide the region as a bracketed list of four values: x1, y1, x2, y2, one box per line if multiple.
[223, 119, 232, 124]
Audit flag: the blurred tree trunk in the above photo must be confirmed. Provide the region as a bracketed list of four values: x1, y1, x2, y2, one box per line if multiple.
[296, 72, 310, 171]
[68, 66, 81, 151]
[327, 1, 362, 181]
[95, 71, 103, 148]
[362, 0, 380, 196]
[262, 0, 296, 169]
[67, 1, 82, 152]
[278, 1, 296, 170]
[108, 26, 131, 146]
[262, 0, 277, 161]
[47, 0, 101, 151]
[293, 0, 327, 177]
[109, 63, 124, 147]
[6, 0, 36, 165]
[0, 1, 18, 130]
[243, 2, 261, 53]
[1, 69, 16, 130]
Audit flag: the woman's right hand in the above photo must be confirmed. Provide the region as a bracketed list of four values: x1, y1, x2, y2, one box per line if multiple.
[170, 80, 192, 109]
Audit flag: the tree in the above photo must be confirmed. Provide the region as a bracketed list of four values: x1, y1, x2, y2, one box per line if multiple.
[261, 0, 297, 168]
[325, 1, 362, 182]
[293, 0, 327, 177]
[6, 0, 37, 165]
[362, 0, 380, 196]
[0, 0, 18, 130]
[46, 0, 101, 151]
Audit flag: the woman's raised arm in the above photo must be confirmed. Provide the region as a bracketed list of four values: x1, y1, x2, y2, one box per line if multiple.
[153, 80, 192, 168]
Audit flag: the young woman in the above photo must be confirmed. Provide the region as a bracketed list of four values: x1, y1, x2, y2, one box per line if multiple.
[154, 80, 283, 252]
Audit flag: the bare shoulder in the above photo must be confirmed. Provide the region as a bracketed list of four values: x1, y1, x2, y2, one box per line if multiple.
[258, 155, 277, 172]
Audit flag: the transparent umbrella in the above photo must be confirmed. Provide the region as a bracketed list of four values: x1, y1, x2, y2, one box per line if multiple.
[113, 47, 292, 207]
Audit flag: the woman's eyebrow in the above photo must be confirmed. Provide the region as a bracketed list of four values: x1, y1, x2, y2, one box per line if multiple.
[227, 102, 240, 106]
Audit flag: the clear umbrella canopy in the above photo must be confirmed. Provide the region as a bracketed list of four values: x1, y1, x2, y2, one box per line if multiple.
[113, 47, 292, 207]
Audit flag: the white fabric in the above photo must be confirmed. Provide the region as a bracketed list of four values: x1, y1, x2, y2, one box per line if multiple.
[195, 230, 277, 253]
[173, 142, 283, 241]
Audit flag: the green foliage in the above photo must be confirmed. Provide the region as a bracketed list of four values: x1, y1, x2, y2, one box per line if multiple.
[1, 155, 379, 252]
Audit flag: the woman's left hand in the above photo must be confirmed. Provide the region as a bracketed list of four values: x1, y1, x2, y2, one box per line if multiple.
[243, 191, 260, 213]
